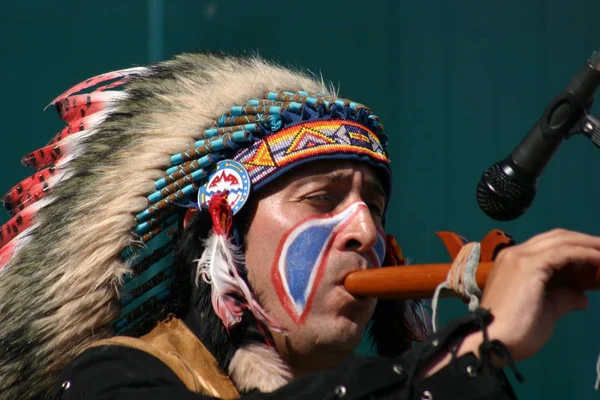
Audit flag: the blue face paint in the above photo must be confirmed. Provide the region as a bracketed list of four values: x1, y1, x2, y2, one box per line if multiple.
[370, 231, 386, 268]
[271, 202, 386, 324]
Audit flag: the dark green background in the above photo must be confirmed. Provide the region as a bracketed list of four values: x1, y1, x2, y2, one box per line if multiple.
[2, 1, 600, 398]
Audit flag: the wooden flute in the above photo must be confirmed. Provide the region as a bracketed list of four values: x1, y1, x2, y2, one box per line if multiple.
[344, 262, 600, 300]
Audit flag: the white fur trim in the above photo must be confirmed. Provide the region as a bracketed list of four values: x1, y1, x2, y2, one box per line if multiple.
[228, 343, 293, 393]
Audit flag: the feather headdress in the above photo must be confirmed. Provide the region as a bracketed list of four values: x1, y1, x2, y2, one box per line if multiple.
[0, 52, 429, 399]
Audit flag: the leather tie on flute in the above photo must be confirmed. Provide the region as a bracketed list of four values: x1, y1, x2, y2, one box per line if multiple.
[344, 261, 600, 299]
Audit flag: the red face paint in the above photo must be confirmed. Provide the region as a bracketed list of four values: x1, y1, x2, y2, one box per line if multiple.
[270, 202, 385, 324]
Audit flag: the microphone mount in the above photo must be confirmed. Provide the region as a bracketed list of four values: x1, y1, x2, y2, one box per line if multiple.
[582, 114, 600, 148]
[477, 50, 600, 221]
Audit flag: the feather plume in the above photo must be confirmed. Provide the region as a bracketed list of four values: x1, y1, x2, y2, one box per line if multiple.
[0, 240, 17, 273]
[196, 233, 245, 327]
[404, 299, 432, 341]
[7, 166, 69, 215]
[3, 167, 56, 215]
[47, 111, 108, 145]
[94, 78, 131, 93]
[20, 123, 98, 171]
[228, 343, 292, 393]
[9, 181, 51, 215]
[196, 233, 283, 332]
[21, 143, 66, 170]
[0, 204, 38, 251]
[0, 232, 33, 274]
[48, 66, 147, 105]
[195, 193, 283, 333]
[53, 91, 127, 124]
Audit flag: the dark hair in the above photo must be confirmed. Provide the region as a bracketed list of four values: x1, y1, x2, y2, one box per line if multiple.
[368, 299, 414, 356]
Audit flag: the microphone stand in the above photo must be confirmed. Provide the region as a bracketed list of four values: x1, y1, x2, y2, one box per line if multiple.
[582, 114, 600, 147]
[476, 50, 600, 221]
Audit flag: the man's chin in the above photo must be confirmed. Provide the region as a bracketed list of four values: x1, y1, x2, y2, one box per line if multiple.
[332, 284, 377, 323]
[272, 316, 366, 376]
[305, 315, 366, 350]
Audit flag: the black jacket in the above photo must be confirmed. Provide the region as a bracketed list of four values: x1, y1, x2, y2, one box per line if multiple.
[51, 310, 520, 400]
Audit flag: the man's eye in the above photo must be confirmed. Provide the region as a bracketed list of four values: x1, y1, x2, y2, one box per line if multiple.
[305, 194, 339, 212]
[307, 194, 335, 203]
[367, 203, 384, 217]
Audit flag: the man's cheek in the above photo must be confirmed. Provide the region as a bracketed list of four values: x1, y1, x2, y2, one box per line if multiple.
[270, 203, 364, 325]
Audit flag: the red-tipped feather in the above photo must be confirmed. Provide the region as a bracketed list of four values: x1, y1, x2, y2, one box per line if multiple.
[47, 113, 103, 145]
[53, 92, 122, 124]
[94, 78, 130, 92]
[9, 181, 51, 216]
[0, 208, 35, 250]
[21, 143, 65, 170]
[48, 67, 146, 106]
[3, 168, 56, 215]
[0, 240, 17, 271]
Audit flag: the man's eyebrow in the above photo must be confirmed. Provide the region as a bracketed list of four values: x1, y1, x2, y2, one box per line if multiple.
[292, 171, 351, 186]
[293, 171, 387, 201]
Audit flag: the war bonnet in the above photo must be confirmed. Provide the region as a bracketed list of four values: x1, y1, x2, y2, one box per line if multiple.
[0, 52, 428, 399]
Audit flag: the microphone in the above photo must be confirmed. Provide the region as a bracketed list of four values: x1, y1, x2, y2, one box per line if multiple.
[477, 51, 600, 221]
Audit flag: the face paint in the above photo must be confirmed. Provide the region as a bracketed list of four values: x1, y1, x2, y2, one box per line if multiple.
[271, 202, 386, 324]
[369, 228, 386, 269]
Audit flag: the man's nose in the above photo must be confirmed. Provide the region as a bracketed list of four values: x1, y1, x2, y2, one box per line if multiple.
[335, 203, 378, 254]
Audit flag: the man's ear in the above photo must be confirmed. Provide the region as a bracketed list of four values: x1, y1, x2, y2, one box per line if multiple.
[183, 208, 199, 230]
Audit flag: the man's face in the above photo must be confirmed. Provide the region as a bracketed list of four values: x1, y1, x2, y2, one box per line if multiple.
[243, 159, 387, 374]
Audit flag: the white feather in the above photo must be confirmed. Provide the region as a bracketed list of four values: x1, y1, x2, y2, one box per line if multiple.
[404, 299, 432, 341]
[196, 231, 283, 332]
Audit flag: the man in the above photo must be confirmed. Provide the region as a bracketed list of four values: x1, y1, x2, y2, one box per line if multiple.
[0, 52, 595, 400]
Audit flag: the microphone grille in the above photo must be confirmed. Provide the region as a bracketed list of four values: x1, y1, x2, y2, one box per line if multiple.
[476, 162, 535, 221]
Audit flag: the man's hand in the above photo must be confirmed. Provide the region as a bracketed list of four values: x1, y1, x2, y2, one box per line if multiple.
[424, 228, 600, 377]
[471, 228, 600, 361]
